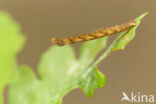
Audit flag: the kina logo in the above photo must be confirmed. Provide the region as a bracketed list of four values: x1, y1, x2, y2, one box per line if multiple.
[121, 92, 155, 103]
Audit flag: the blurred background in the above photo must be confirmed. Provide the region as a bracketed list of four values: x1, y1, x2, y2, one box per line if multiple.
[0, 0, 155, 104]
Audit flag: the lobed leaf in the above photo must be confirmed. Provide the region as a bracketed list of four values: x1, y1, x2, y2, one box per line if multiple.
[9, 38, 108, 103]
[94, 12, 148, 65]
[8, 12, 148, 104]
[79, 37, 108, 60]
[0, 94, 3, 104]
[0, 12, 25, 104]
[79, 12, 148, 97]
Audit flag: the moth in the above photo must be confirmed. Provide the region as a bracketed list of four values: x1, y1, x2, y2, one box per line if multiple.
[52, 20, 136, 46]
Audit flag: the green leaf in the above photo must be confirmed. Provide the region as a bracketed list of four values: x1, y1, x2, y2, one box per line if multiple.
[39, 46, 76, 80]
[81, 13, 148, 96]
[79, 36, 108, 60]
[9, 65, 64, 104]
[94, 12, 148, 65]
[8, 12, 147, 104]
[0, 12, 25, 103]
[0, 94, 3, 104]
[79, 65, 106, 97]
[9, 38, 108, 104]
[9, 46, 77, 104]
[77, 37, 108, 97]
[8, 66, 40, 104]
[38, 46, 78, 103]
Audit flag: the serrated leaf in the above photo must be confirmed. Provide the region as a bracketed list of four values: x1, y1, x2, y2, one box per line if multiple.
[0, 12, 25, 104]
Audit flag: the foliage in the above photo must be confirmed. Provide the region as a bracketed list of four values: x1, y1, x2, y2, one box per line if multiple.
[0, 12, 148, 104]
[0, 12, 25, 104]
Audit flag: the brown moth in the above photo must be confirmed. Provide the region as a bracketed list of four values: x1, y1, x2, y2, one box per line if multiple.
[52, 20, 136, 46]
